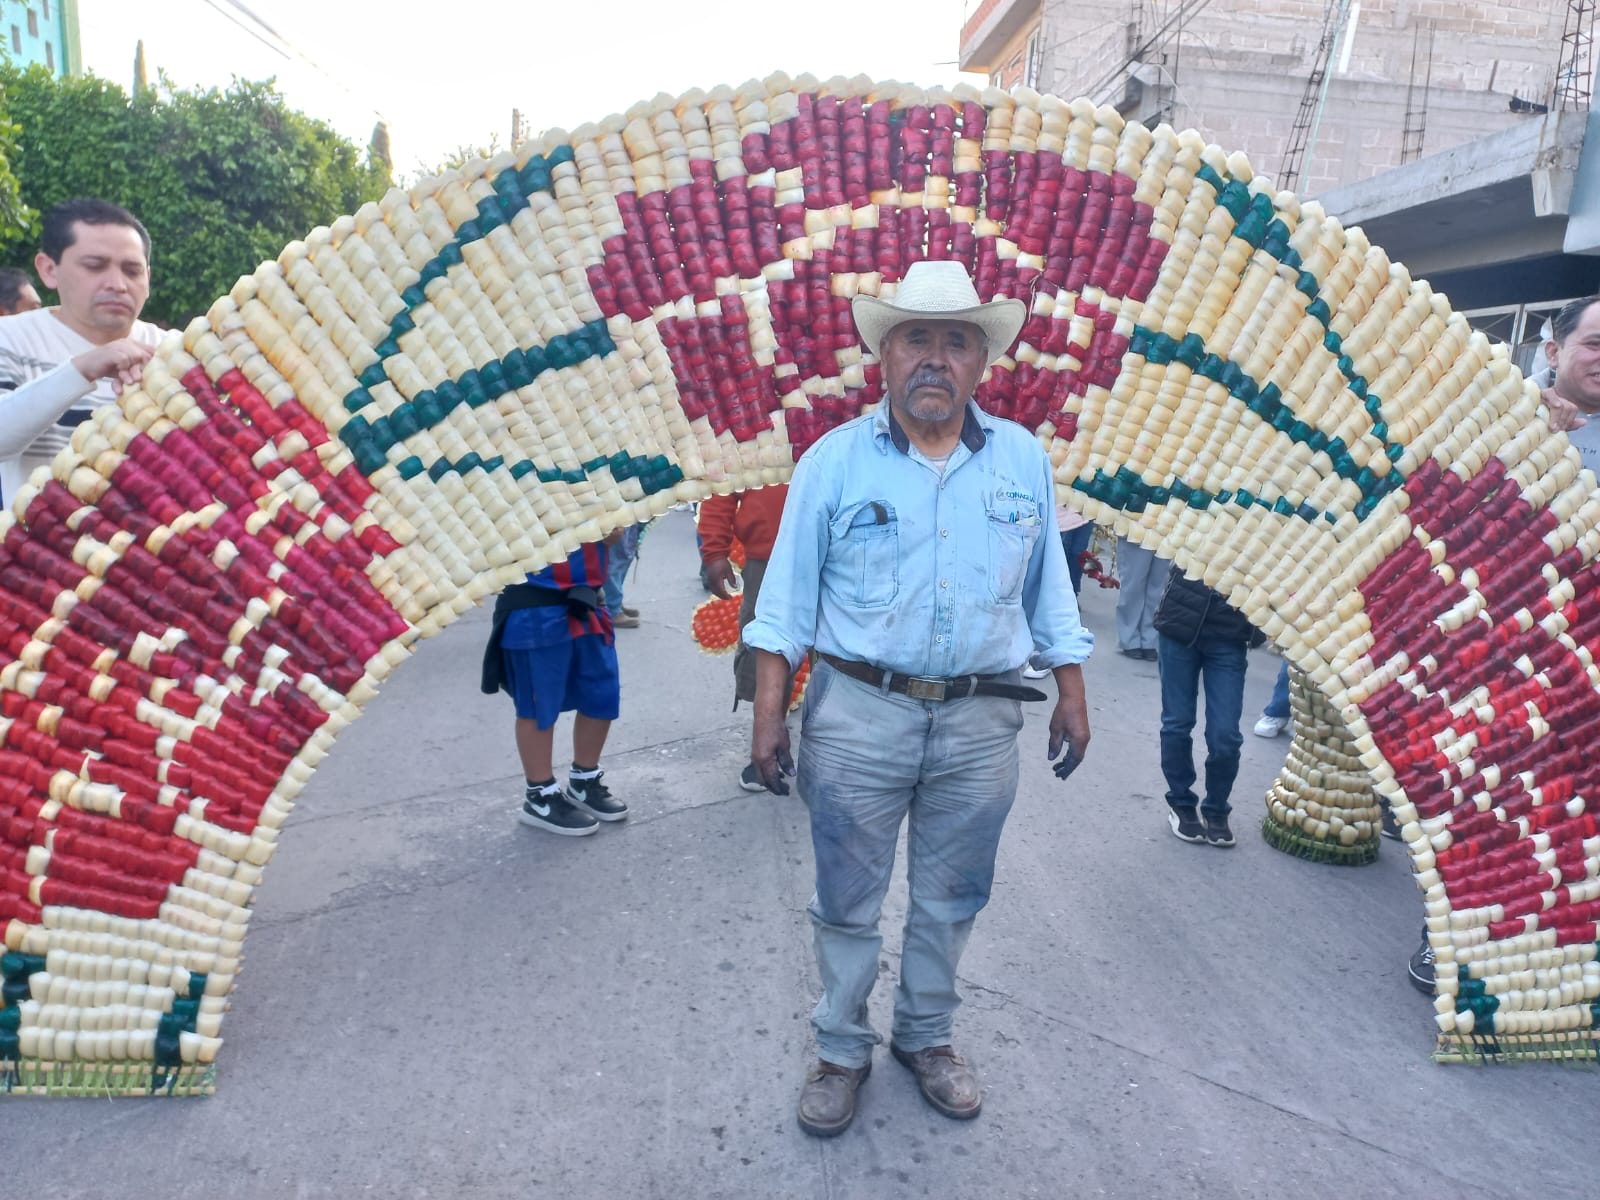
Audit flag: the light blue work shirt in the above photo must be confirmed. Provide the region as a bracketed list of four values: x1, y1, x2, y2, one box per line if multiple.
[744, 399, 1094, 677]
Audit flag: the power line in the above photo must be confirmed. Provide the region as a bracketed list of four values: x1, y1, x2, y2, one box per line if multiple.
[192, 0, 388, 123]
[194, 0, 288, 61]
[218, 0, 286, 43]
[1074, 0, 1216, 108]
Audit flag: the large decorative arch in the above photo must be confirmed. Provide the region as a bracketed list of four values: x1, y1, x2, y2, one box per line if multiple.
[2, 73, 1595, 1095]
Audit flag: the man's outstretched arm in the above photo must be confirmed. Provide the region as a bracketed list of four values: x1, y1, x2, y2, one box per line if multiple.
[0, 339, 154, 459]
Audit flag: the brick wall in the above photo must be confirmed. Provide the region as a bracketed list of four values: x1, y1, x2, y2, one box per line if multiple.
[987, 19, 1043, 89]
[963, 0, 1010, 40]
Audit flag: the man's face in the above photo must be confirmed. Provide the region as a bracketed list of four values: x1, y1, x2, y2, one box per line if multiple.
[1548, 301, 1600, 413]
[881, 319, 987, 427]
[35, 221, 150, 341]
[2, 283, 41, 315]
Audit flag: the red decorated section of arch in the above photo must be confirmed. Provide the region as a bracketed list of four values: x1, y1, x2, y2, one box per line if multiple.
[584, 94, 1169, 459]
[1356, 458, 1600, 945]
[0, 366, 408, 929]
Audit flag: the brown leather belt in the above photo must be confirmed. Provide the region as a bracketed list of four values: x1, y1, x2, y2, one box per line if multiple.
[818, 653, 1048, 703]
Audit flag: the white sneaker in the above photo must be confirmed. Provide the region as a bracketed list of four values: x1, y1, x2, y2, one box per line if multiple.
[1021, 664, 1050, 679]
[1253, 714, 1290, 738]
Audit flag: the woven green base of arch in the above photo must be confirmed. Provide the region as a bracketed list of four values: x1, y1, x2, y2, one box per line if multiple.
[1433, 1033, 1600, 1065]
[1, 1060, 216, 1098]
[1259, 813, 1382, 867]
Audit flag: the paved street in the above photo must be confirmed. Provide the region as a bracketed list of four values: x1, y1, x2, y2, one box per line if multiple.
[4, 507, 1593, 1199]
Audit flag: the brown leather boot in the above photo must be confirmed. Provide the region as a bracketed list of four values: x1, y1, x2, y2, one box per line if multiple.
[890, 1043, 982, 1119]
[796, 1058, 871, 1137]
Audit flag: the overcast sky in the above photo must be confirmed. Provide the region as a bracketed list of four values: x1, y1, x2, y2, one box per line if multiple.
[79, 0, 985, 178]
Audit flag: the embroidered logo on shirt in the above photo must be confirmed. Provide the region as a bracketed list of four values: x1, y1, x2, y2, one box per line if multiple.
[992, 486, 1040, 523]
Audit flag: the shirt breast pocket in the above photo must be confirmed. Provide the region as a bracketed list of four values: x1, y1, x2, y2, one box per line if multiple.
[826, 500, 899, 609]
[986, 499, 1041, 603]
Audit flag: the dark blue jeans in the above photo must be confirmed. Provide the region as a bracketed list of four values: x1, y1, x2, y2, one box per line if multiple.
[1263, 659, 1290, 720]
[1157, 633, 1247, 817]
[1061, 525, 1094, 595]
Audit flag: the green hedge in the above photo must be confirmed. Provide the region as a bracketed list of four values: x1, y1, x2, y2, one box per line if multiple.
[0, 64, 390, 326]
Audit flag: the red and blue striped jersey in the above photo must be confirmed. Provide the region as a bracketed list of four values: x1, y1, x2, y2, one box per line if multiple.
[501, 541, 613, 648]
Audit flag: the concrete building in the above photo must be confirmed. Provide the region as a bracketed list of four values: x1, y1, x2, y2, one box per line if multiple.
[1, 0, 79, 77]
[958, 0, 1600, 370]
[959, 1, 1570, 194]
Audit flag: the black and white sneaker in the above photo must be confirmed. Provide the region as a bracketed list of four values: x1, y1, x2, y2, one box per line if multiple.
[739, 763, 768, 793]
[1167, 805, 1206, 844]
[1202, 811, 1235, 848]
[1380, 800, 1402, 842]
[519, 782, 599, 836]
[1408, 929, 1436, 995]
[567, 770, 628, 822]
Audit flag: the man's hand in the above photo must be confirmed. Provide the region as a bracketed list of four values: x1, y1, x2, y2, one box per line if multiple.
[1046, 697, 1091, 762]
[1045, 664, 1091, 782]
[750, 647, 797, 794]
[1542, 385, 1587, 433]
[703, 557, 740, 600]
[750, 709, 795, 795]
[72, 339, 153, 392]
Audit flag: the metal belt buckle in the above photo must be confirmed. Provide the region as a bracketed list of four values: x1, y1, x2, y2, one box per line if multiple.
[903, 675, 948, 701]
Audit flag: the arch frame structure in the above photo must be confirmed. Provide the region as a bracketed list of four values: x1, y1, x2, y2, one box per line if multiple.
[3, 72, 1598, 1095]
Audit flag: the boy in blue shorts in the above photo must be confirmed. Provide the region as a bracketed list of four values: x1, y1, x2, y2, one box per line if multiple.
[481, 536, 627, 835]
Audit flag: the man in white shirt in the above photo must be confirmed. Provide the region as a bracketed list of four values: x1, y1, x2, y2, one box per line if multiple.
[0, 198, 163, 505]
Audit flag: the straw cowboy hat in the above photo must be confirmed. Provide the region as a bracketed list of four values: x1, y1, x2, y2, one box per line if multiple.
[851, 261, 1027, 368]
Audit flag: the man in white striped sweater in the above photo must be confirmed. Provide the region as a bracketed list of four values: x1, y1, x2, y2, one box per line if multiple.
[0, 198, 163, 506]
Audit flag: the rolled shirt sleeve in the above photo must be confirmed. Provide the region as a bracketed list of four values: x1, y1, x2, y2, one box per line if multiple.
[742, 452, 827, 671]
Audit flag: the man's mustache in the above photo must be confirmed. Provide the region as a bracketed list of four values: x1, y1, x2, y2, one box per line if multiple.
[906, 369, 956, 396]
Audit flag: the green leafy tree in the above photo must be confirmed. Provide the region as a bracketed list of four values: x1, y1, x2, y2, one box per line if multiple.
[0, 63, 390, 326]
[0, 74, 35, 245]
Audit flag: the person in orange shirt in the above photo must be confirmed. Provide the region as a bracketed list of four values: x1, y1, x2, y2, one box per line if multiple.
[699, 484, 791, 789]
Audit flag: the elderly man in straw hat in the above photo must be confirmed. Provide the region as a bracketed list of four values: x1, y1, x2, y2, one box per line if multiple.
[743, 260, 1094, 1136]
